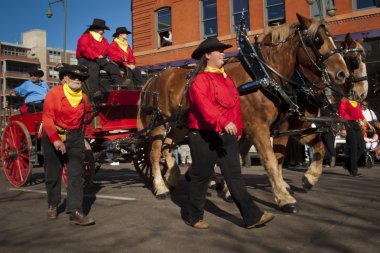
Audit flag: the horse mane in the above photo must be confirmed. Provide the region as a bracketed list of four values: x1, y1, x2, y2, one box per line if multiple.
[262, 19, 322, 44]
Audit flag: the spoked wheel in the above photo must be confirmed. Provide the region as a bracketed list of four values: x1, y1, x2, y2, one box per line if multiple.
[132, 140, 168, 184]
[1, 121, 33, 187]
[61, 140, 96, 187]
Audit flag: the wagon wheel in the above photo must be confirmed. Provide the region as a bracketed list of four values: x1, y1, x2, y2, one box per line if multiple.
[1, 121, 33, 187]
[61, 140, 96, 187]
[132, 140, 168, 184]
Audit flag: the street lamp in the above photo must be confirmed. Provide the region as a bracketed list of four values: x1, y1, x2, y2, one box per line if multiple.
[46, 0, 67, 63]
[306, 0, 336, 19]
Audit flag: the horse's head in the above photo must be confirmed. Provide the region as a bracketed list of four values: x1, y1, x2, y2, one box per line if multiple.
[296, 13, 349, 86]
[341, 33, 368, 100]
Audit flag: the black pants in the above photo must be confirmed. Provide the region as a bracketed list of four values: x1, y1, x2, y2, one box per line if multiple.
[126, 67, 143, 87]
[26, 102, 44, 113]
[187, 130, 263, 227]
[78, 57, 124, 95]
[344, 121, 365, 175]
[321, 131, 336, 162]
[42, 130, 85, 212]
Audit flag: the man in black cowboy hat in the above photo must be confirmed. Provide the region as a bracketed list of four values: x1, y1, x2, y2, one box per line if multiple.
[10, 67, 49, 113]
[76, 18, 124, 100]
[108, 26, 143, 87]
[42, 63, 95, 226]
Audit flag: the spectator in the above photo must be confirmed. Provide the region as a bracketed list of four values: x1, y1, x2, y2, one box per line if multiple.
[10, 68, 49, 113]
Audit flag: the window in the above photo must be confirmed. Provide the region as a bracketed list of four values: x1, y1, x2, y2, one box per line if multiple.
[311, 2, 321, 18]
[202, 0, 217, 38]
[355, 0, 376, 10]
[69, 55, 78, 65]
[266, 0, 285, 26]
[156, 8, 172, 48]
[311, 0, 336, 18]
[49, 50, 61, 63]
[232, 0, 250, 31]
[48, 66, 59, 79]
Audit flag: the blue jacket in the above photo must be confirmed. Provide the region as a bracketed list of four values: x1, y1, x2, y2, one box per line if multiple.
[14, 80, 50, 104]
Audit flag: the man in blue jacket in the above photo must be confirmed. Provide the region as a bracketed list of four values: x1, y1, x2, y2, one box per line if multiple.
[10, 68, 49, 113]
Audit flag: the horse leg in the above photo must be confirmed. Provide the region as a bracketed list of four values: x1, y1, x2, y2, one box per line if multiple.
[272, 136, 294, 195]
[299, 134, 325, 190]
[255, 133, 298, 213]
[150, 126, 170, 199]
[162, 137, 180, 190]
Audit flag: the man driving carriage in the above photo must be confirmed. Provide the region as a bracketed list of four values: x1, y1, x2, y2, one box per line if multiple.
[42, 63, 95, 226]
[10, 67, 49, 113]
[76, 18, 124, 100]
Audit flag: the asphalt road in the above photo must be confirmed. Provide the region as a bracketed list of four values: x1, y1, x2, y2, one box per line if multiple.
[0, 162, 379, 253]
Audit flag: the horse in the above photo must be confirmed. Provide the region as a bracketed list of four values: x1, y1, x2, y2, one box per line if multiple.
[136, 13, 349, 213]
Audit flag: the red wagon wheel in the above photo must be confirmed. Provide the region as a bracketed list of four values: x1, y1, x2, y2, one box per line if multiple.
[61, 141, 95, 187]
[1, 121, 33, 187]
[132, 140, 168, 183]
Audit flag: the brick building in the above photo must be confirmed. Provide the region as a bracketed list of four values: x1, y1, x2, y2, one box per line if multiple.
[131, 0, 380, 111]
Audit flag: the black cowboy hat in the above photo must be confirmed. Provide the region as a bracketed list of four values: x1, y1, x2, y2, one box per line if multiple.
[191, 37, 232, 60]
[57, 64, 89, 80]
[88, 18, 110, 30]
[112, 27, 132, 37]
[28, 67, 44, 78]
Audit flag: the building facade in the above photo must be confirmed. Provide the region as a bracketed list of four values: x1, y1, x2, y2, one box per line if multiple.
[131, 0, 380, 111]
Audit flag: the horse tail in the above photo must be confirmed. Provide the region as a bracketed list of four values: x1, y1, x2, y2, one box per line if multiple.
[136, 76, 155, 131]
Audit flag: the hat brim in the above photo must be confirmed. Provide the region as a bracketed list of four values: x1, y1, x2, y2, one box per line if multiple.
[28, 70, 44, 77]
[89, 24, 110, 30]
[112, 31, 132, 37]
[191, 43, 232, 60]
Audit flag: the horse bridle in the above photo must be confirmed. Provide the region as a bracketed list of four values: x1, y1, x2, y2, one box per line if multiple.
[341, 47, 368, 87]
[297, 23, 341, 87]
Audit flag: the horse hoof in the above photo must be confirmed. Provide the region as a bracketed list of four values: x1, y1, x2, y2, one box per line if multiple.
[184, 171, 191, 182]
[156, 192, 171, 200]
[286, 187, 295, 195]
[302, 176, 313, 191]
[223, 196, 234, 203]
[280, 203, 299, 213]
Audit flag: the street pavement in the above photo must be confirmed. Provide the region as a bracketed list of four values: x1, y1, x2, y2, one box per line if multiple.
[0, 162, 379, 253]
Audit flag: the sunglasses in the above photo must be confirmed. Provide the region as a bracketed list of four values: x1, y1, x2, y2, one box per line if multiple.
[68, 74, 86, 82]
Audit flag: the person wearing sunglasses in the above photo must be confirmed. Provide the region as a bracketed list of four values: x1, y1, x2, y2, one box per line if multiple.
[10, 67, 49, 113]
[42, 64, 95, 226]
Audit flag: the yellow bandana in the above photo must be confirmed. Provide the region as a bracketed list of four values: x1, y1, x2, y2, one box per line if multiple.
[349, 100, 358, 107]
[90, 31, 103, 42]
[115, 38, 129, 53]
[204, 66, 227, 79]
[63, 84, 83, 108]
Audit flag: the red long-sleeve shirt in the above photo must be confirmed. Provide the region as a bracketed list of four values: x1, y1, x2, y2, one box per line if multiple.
[338, 97, 365, 121]
[189, 72, 243, 136]
[42, 85, 87, 143]
[76, 32, 110, 60]
[108, 41, 136, 67]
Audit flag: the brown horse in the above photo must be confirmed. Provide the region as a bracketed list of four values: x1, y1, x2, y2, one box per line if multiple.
[136, 14, 349, 212]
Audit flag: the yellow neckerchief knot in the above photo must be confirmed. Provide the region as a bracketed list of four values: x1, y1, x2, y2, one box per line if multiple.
[90, 31, 103, 42]
[204, 66, 227, 79]
[115, 38, 129, 53]
[63, 83, 83, 108]
[349, 100, 358, 107]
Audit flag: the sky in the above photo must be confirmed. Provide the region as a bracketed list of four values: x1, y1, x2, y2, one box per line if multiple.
[0, 0, 133, 51]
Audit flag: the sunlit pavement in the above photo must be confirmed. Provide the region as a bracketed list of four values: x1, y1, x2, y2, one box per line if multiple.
[0, 162, 379, 253]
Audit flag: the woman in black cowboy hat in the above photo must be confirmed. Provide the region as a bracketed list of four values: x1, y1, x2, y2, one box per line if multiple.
[185, 37, 274, 229]
[42, 64, 95, 226]
[10, 67, 49, 113]
[108, 26, 143, 87]
[76, 18, 124, 100]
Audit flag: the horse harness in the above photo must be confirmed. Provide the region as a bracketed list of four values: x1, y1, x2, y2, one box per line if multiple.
[235, 16, 345, 137]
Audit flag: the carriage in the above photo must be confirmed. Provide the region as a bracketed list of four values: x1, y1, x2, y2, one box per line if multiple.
[0, 84, 160, 188]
